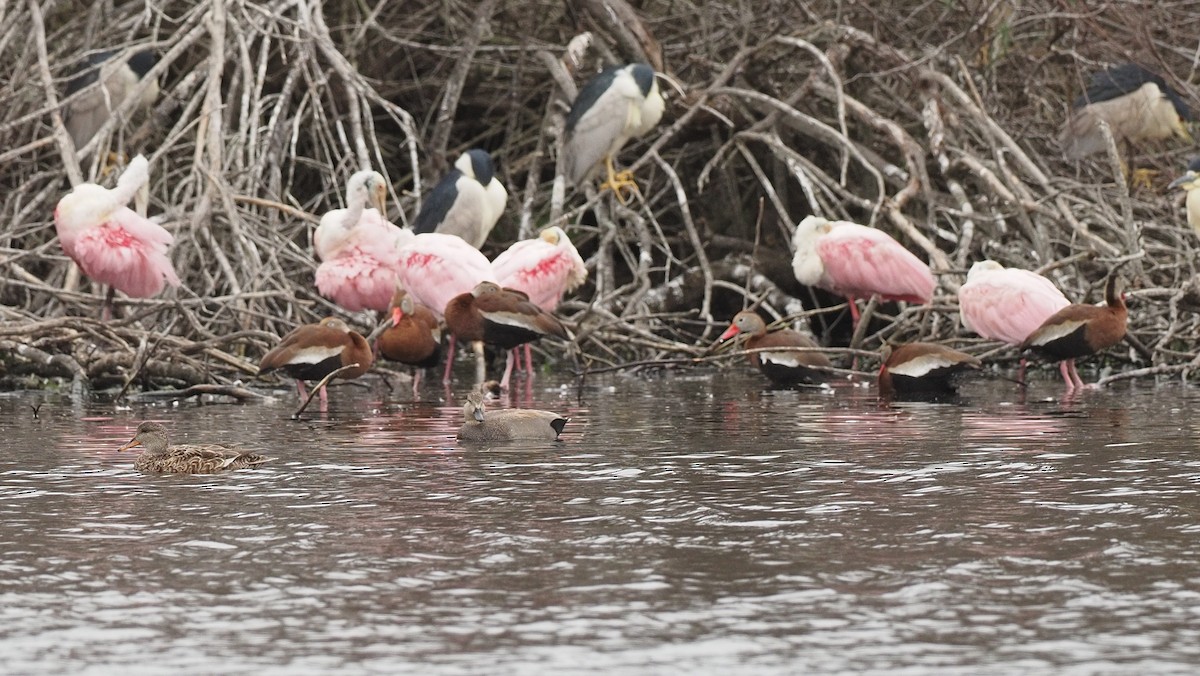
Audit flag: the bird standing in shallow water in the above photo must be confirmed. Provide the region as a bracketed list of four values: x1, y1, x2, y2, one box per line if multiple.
[878, 342, 982, 399]
[563, 63, 664, 201]
[791, 215, 935, 328]
[413, 149, 507, 249]
[457, 390, 568, 442]
[119, 421, 273, 474]
[718, 311, 831, 386]
[1019, 273, 1128, 392]
[258, 317, 373, 408]
[444, 282, 569, 391]
[393, 232, 496, 383]
[313, 170, 413, 313]
[491, 226, 587, 379]
[376, 289, 442, 396]
[53, 153, 179, 319]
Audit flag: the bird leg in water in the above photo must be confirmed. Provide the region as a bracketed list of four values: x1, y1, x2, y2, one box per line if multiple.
[599, 154, 641, 204]
[473, 340, 486, 385]
[1058, 359, 1086, 391]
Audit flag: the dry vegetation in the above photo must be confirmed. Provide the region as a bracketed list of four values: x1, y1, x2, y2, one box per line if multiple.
[1, 0, 1198, 393]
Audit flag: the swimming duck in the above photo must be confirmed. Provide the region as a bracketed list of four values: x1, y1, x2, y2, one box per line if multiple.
[457, 390, 568, 442]
[118, 421, 274, 474]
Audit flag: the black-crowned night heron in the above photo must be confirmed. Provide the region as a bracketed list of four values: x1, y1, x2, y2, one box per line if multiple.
[1061, 63, 1193, 185]
[63, 49, 159, 157]
[1168, 157, 1200, 236]
[563, 63, 664, 201]
[413, 149, 507, 249]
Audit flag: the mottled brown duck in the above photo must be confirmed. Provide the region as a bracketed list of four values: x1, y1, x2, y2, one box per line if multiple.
[118, 421, 274, 474]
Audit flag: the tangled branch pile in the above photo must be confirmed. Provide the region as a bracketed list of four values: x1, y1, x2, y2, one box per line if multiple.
[1, 0, 1198, 392]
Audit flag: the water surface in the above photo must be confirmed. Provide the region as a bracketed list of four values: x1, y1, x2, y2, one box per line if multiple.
[1, 372, 1199, 674]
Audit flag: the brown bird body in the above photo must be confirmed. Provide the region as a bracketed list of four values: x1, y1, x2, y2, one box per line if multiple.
[445, 281, 569, 390]
[878, 342, 982, 398]
[258, 317, 373, 405]
[1020, 274, 1128, 391]
[457, 390, 568, 442]
[377, 289, 442, 395]
[118, 421, 273, 474]
[718, 311, 831, 385]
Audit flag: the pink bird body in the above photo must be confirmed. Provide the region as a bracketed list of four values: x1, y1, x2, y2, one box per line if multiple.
[54, 154, 179, 298]
[394, 232, 496, 318]
[791, 216, 935, 304]
[313, 170, 413, 313]
[959, 260, 1070, 346]
[492, 226, 587, 311]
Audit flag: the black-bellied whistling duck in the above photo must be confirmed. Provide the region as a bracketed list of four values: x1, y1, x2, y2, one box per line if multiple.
[718, 311, 832, 386]
[377, 289, 442, 396]
[258, 317, 373, 407]
[1019, 273, 1128, 391]
[118, 422, 274, 474]
[444, 281, 568, 390]
[878, 342, 982, 399]
[457, 389, 568, 441]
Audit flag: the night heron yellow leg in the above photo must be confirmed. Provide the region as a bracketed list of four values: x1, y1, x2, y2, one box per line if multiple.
[99, 152, 129, 180]
[599, 154, 641, 204]
[1130, 168, 1159, 191]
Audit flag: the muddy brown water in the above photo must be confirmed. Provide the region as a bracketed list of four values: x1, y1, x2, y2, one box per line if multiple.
[1, 370, 1198, 674]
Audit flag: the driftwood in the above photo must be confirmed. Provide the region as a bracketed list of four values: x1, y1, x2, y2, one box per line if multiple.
[0, 0, 1198, 394]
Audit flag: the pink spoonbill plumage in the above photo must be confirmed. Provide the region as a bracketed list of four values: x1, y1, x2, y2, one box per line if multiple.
[313, 170, 413, 313]
[53, 153, 180, 316]
[791, 215, 935, 326]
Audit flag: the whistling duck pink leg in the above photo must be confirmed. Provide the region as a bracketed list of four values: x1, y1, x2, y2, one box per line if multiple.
[1067, 360, 1086, 390]
[524, 343, 535, 381]
[499, 351, 517, 391]
[1059, 361, 1077, 391]
[442, 336, 458, 384]
[318, 384, 329, 411]
[412, 369, 422, 397]
[295, 379, 309, 400]
[472, 341, 486, 384]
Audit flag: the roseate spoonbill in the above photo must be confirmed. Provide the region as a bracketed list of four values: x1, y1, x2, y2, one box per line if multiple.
[563, 63, 664, 200]
[958, 261, 1071, 345]
[118, 421, 273, 474]
[313, 170, 413, 313]
[878, 342, 981, 399]
[53, 153, 179, 318]
[413, 149, 507, 249]
[1168, 157, 1200, 236]
[258, 317, 373, 409]
[393, 232, 496, 382]
[64, 49, 158, 156]
[718, 311, 831, 386]
[444, 282, 568, 391]
[492, 225, 587, 378]
[791, 215, 935, 327]
[376, 288, 442, 396]
[1019, 273, 1128, 392]
[458, 389, 568, 442]
[1062, 63, 1192, 162]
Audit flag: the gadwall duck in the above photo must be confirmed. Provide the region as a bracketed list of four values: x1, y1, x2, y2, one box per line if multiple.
[118, 421, 274, 474]
[457, 390, 568, 442]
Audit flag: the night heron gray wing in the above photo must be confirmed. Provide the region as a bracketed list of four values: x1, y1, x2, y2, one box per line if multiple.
[563, 63, 664, 186]
[413, 149, 506, 249]
[64, 49, 158, 155]
[1061, 63, 1192, 159]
